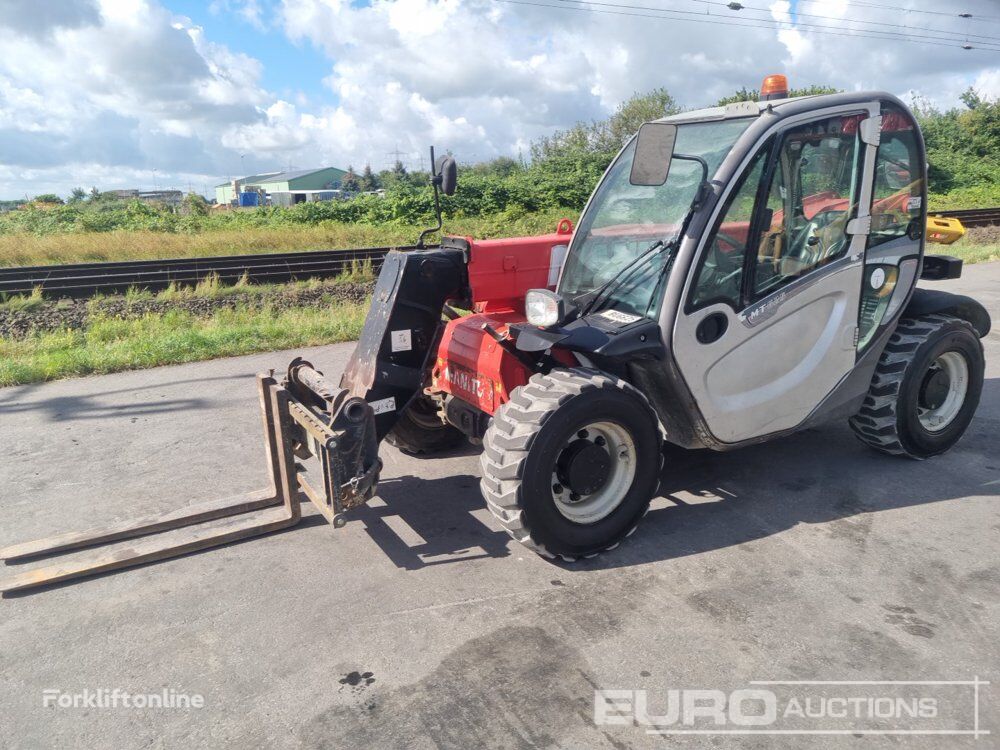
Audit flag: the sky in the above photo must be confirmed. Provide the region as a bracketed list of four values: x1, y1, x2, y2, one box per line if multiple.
[0, 0, 998, 199]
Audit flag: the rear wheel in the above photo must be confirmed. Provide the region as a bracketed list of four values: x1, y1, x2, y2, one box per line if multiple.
[480, 369, 661, 560]
[849, 314, 984, 459]
[386, 395, 463, 455]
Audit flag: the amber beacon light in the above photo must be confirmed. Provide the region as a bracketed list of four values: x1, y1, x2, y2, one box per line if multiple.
[760, 74, 789, 101]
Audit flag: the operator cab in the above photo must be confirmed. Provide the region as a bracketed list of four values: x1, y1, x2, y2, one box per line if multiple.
[526, 76, 929, 446]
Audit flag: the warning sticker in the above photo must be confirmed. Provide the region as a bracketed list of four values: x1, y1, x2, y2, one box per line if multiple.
[390, 329, 412, 352]
[369, 397, 396, 415]
[598, 309, 642, 325]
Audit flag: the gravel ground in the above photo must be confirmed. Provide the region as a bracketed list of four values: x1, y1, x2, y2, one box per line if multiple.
[0, 281, 375, 339]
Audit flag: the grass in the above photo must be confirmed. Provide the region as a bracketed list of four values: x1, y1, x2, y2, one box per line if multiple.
[0, 210, 570, 267]
[0, 286, 45, 311]
[927, 225, 1000, 264]
[0, 302, 368, 387]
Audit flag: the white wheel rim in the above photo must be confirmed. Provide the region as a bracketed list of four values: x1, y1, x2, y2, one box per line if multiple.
[917, 351, 969, 433]
[551, 421, 636, 524]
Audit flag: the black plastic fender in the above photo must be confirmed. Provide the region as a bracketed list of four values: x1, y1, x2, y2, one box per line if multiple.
[904, 288, 991, 338]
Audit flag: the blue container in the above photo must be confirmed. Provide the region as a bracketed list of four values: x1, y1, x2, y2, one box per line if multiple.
[238, 192, 260, 207]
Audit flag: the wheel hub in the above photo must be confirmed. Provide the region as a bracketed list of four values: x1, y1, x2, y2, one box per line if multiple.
[918, 368, 950, 411]
[550, 422, 637, 524]
[556, 439, 611, 496]
[916, 351, 969, 433]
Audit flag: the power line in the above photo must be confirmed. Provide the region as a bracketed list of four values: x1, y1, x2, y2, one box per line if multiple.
[704, 0, 1000, 43]
[795, 0, 1000, 25]
[554, 0, 1000, 46]
[496, 0, 1000, 50]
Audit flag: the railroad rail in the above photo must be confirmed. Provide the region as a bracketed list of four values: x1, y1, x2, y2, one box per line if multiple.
[933, 207, 1000, 228]
[0, 246, 416, 298]
[0, 207, 996, 299]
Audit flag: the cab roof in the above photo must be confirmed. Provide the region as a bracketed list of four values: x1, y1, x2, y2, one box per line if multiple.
[653, 90, 895, 125]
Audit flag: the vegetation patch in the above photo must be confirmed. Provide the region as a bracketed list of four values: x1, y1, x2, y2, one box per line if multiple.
[0, 301, 368, 387]
[0, 278, 374, 340]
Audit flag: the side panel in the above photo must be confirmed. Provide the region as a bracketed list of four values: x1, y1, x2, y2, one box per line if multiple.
[464, 223, 572, 313]
[676, 260, 863, 442]
[431, 312, 534, 415]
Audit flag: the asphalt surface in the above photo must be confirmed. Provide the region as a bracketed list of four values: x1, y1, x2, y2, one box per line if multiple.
[1, 264, 998, 749]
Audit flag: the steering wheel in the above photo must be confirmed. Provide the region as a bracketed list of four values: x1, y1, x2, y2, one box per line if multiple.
[790, 209, 845, 264]
[702, 231, 745, 292]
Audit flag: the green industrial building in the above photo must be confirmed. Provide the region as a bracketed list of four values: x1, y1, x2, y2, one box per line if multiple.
[215, 167, 347, 205]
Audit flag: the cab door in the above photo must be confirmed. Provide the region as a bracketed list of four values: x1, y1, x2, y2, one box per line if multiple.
[672, 104, 881, 444]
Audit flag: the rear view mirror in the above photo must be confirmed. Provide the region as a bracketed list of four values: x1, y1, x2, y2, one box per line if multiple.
[436, 155, 458, 196]
[630, 122, 677, 186]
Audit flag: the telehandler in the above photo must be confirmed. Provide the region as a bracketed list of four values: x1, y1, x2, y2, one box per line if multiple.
[1, 76, 989, 592]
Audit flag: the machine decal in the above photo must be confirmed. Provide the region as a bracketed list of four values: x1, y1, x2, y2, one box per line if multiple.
[446, 365, 495, 411]
[390, 329, 412, 352]
[740, 257, 854, 328]
[370, 396, 397, 415]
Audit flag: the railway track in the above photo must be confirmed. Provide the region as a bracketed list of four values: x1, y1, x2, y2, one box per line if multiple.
[0, 207, 996, 299]
[0, 246, 412, 298]
[933, 207, 1000, 228]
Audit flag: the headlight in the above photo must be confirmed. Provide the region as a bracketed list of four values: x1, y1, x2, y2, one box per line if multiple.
[525, 289, 564, 328]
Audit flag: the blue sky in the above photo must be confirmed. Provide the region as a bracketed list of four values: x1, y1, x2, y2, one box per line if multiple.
[168, 0, 330, 102]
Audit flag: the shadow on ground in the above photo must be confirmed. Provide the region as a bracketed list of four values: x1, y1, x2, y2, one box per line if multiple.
[361, 377, 1000, 572]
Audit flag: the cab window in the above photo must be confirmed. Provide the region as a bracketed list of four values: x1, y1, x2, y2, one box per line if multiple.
[869, 106, 922, 247]
[751, 114, 863, 300]
[689, 145, 770, 310]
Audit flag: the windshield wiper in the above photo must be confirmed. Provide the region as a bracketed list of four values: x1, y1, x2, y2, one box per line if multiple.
[579, 237, 677, 318]
[578, 236, 671, 317]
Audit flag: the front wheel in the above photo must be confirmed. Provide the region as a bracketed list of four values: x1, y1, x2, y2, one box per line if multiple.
[849, 314, 985, 459]
[480, 369, 662, 560]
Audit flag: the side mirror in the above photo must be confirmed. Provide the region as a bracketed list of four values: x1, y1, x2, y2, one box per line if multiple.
[435, 155, 458, 196]
[630, 122, 677, 186]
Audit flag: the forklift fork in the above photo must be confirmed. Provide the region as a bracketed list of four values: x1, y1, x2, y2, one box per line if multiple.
[0, 369, 380, 595]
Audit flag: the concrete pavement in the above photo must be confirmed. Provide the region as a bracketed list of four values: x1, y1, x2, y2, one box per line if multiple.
[1, 264, 998, 748]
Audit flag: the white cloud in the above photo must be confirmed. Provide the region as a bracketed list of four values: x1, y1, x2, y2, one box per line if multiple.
[0, 0, 997, 197]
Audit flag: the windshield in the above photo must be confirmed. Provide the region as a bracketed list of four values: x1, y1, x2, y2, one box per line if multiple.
[558, 118, 752, 319]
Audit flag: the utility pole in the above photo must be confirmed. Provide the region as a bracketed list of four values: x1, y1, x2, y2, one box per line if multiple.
[386, 145, 406, 171]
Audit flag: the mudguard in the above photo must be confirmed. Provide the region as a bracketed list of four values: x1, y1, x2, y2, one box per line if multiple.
[340, 247, 467, 439]
[904, 288, 991, 338]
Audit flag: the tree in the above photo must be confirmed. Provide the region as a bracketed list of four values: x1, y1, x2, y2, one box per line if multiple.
[960, 87, 984, 111]
[68, 187, 86, 203]
[716, 84, 840, 106]
[33, 193, 64, 205]
[391, 160, 407, 179]
[359, 163, 380, 191]
[531, 88, 681, 162]
[340, 165, 360, 192]
[593, 88, 681, 153]
[183, 191, 209, 216]
[88, 187, 102, 202]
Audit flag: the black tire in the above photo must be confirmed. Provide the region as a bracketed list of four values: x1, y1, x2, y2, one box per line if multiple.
[385, 396, 463, 455]
[480, 368, 662, 560]
[849, 314, 984, 459]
